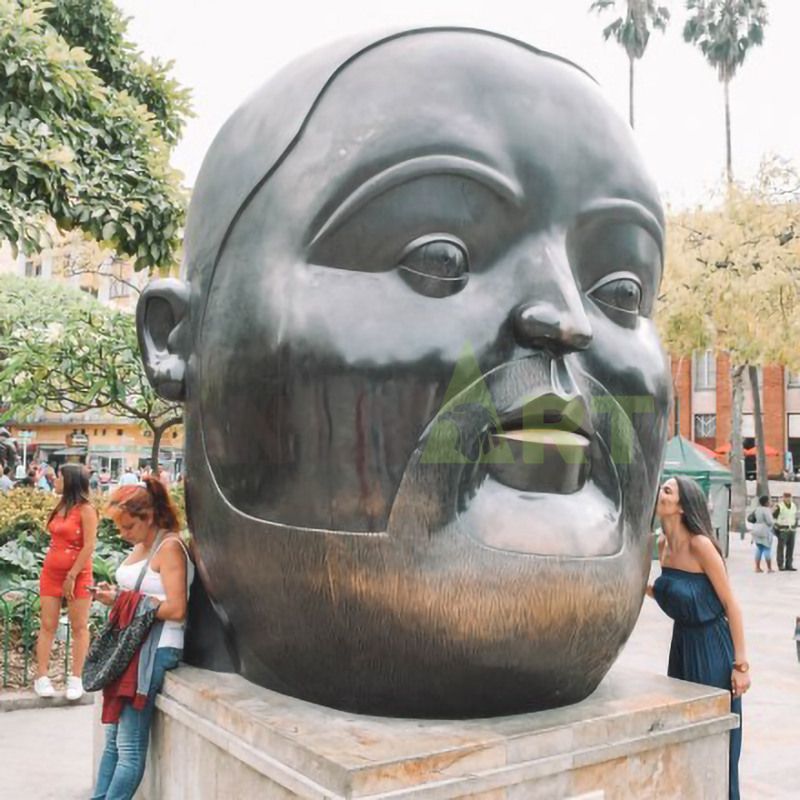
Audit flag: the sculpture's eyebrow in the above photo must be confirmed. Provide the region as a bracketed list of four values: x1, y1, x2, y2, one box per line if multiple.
[309, 155, 524, 245]
[575, 198, 664, 254]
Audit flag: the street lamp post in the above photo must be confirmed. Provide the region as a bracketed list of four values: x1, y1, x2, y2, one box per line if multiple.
[17, 430, 35, 470]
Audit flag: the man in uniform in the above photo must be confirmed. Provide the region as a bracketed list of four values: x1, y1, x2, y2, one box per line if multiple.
[775, 490, 797, 571]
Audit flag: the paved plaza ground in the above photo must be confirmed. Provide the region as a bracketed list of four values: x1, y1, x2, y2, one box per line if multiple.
[1, 531, 798, 799]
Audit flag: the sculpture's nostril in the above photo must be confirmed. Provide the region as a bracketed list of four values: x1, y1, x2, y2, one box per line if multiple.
[513, 302, 592, 355]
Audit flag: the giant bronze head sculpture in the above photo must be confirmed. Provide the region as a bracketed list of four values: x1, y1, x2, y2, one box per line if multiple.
[137, 28, 670, 717]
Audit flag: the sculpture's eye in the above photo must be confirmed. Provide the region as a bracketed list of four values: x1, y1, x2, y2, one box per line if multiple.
[397, 236, 469, 298]
[589, 274, 642, 315]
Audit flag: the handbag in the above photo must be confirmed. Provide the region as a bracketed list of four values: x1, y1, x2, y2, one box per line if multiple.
[82, 533, 164, 692]
[747, 510, 757, 525]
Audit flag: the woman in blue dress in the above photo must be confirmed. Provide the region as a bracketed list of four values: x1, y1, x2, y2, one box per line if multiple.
[648, 476, 750, 800]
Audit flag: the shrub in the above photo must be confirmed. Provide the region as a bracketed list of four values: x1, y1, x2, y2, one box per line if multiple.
[0, 489, 53, 546]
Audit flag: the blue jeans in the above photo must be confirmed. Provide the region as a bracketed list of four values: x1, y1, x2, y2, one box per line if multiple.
[91, 647, 182, 800]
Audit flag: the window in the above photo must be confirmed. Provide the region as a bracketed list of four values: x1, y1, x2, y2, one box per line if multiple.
[24, 260, 42, 277]
[692, 350, 716, 390]
[116, 428, 124, 436]
[108, 260, 131, 299]
[789, 371, 800, 388]
[694, 414, 716, 439]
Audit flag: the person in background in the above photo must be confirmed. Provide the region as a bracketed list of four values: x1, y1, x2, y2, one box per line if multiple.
[0, 427, 18, 471]
[37, 465, 54, 492]
[89, 469, 100, 493]
[157, 463, 171, 489]
[750, 495, 774, 573]
[647, 476, 749, 800]
[0, 466, 13, 494]
[90, 478, 193, 800]
[99, 467, 112, 494]
[34, 464, 97, 700]
[774, 491, 797, 571]
[19, 468, 36, 489]
[119, 467, 139, 487]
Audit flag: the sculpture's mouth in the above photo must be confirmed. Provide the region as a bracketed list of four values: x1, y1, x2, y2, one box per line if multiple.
[486, 394, 593, 494]
[427, 362, 628, 558]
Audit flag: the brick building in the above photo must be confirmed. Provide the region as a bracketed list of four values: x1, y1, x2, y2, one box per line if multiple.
[672, 350, 800, 479]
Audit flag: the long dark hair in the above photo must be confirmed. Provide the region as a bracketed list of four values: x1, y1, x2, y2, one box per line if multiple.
[48, 464, 91, 523]
[107, 477, 180, 532]
[673, 475, 725, 560]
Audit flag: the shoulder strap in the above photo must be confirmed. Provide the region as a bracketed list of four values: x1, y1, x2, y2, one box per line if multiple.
[153, 534, 191, 561]
[152, 534, 193, 589]
[134, 531, 165, 592]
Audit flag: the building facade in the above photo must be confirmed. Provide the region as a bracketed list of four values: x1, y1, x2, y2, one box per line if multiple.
[672, 350, 800, 479]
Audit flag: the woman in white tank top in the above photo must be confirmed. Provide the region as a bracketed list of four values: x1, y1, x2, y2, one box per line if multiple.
[90, 478, 193, 800]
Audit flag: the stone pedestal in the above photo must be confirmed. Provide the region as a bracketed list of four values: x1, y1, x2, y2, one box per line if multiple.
[128, 665, 737, 799]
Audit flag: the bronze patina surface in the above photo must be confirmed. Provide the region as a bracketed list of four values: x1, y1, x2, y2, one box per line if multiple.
[137, 28, 670, 717]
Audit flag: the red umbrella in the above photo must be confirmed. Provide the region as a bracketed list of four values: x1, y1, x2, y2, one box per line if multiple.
[744, 444, 781, 457]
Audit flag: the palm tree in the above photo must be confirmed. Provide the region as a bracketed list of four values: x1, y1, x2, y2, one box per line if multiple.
[589, 0, 671, 127]
[684, 2, 769, 530]
[683, 0, 768, 185]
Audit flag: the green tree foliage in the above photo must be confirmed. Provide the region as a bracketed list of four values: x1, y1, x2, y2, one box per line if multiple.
[683, 0, 768, 183]
[0, 0, 190, 267]
[589, 0, 670, 127]
[658, 158, 800, 527]
[0, 276, 183, 467]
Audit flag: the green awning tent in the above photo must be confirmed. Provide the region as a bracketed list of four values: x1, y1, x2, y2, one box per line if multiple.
[661, 435, 733, 555]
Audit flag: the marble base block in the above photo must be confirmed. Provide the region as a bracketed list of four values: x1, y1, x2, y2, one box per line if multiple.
[125, 665, 737, 799]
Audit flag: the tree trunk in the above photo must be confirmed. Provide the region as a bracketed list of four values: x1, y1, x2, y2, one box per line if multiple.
[672, 355, 685, 436]
[724, 78, 732, 184]
[150, 425, 164, 472]
[748, 365, 769, 498]
[629, 56, 635, 128]
[729, 363, 746, 533]
[148, 418, 182, 471]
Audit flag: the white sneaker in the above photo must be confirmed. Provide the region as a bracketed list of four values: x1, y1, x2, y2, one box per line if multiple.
[65, 676, 84, 701]
[33, 676, 55, 698]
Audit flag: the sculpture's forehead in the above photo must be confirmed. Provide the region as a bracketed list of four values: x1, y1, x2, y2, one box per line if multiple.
[275, 36, 660, 220]
[185, 29, 662, 288]
[290, 37, 607, 162]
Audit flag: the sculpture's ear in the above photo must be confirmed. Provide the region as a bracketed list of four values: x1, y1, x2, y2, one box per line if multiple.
[136, 278, 191, 401]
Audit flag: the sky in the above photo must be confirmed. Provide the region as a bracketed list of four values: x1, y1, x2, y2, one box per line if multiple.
[117, 0, 798, 209]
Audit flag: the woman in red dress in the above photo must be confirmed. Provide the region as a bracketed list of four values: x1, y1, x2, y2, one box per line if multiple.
[34, 464, 98, 700]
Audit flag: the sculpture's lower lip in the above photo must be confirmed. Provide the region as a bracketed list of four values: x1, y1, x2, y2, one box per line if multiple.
[457, 423, 621, 557]
[484, 428, 591, 494]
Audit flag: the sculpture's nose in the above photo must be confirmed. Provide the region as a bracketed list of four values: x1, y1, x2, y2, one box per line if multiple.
[512, 241, 593, 357]
[513, 301, 592, 356]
